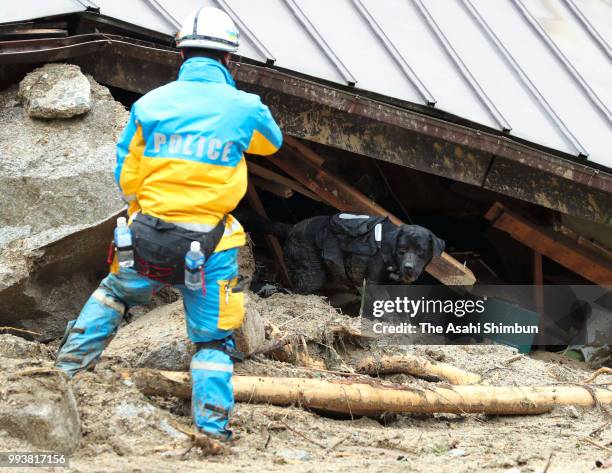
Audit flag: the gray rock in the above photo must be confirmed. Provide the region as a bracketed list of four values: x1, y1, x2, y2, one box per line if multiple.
[0, 358, 80, 452]
[106, 292, 263, 369]
[18, 64, 91, 118]
[0, 334, 49, 360]
[277, 449, 311, 462]
[0, 75, 127, 339]
[106, 300, 195, 371]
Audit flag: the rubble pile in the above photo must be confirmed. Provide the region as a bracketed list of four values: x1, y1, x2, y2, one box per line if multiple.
[0, 298, 608, 472]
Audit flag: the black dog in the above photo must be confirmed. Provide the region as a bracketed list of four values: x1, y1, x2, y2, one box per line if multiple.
[276, 213, 445, 294]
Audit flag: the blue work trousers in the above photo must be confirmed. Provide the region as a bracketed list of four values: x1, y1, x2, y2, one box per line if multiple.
[55, 248, 241, 439]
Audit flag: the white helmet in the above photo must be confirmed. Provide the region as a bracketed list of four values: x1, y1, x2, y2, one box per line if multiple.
[176, 7, 239, 52]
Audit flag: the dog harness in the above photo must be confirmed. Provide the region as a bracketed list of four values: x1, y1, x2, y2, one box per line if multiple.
[315, 213, 399, 284]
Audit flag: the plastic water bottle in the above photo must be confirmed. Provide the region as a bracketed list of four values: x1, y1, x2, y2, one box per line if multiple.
[114, 217, 134, 269]
[185, 241, 205, 291]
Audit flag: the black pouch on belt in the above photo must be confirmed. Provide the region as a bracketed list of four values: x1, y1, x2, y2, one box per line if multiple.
[130, 213, 227, 285]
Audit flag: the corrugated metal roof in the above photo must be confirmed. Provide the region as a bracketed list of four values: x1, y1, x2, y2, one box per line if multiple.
[3, 0, 611, 169]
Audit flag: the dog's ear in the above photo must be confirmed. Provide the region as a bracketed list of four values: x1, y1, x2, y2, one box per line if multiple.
[430, 233, 445, 258]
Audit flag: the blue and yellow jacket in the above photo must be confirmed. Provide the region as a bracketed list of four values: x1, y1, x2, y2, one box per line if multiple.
[115, 57, 282, 252]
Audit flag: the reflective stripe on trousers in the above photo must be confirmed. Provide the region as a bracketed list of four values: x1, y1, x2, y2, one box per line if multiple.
[191, 340, 235, 440]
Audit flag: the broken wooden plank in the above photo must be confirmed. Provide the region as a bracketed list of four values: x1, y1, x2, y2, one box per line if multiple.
[267, 148, 476, 286]
[245, 182, 292, 288]
[124, 369, 612, 416]
[553, 222, 612, 261]
[247, 161, 321, 202]
[250, 175, 293, 199]
[283, 135, 325, 167]
[486, 202, 612, 285]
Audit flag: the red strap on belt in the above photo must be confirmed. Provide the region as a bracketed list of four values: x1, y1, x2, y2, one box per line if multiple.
[106, 242, 115, 265]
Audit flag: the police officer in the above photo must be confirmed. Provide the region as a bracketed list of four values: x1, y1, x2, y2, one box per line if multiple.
[55, 6, 282, 442]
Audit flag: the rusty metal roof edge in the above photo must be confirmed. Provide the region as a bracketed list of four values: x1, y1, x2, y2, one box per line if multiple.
[0, 33, 609, 194]
[233, 62, 611, 191]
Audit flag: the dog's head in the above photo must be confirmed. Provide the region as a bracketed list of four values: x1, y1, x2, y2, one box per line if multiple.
[391, 225, 445, 283]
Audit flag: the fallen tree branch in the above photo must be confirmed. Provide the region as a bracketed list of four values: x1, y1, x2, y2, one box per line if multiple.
[584, 368, 612, 385]
[582, 436, 612, 454]
[0, 326, 41, 337]
[122, 370, 612, 417]
[171, 422, 227, 456]
[355, 354, 481, 385]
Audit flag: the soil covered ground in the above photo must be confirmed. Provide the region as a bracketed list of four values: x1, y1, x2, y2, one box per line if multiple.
[0, 293, 610, 473]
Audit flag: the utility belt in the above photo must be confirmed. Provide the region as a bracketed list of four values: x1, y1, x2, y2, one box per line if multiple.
[196, 337, 244, 362]
[129, 213, 227, 285]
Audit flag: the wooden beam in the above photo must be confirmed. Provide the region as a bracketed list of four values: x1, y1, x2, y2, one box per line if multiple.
[247, 161, 322, 202]
[125, 370, 612, 416]
[486, 202, 612, 285]
[250, 175, 293, 199]
[283, 135, 325, 167]
[245, 182, 292, 288]
[267, 150, 476, 287]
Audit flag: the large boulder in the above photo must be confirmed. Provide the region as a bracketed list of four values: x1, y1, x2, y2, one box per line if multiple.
[18, 63, 91, 118]
[0, 65, 128, 339]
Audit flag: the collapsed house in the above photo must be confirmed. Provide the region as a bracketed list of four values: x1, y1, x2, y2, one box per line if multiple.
[0, 2, 611, 470]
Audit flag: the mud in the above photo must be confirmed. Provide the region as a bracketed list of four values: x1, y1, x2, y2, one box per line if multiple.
[0, 295, 610, 473]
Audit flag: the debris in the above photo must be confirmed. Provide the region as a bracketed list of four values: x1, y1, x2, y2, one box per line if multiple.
[355, 354, 481, 385]
[583, 367, 612, 384]
[542, 452, 554, 473]
[582, 437, 612, 453]
[250, 175, 293, 198]
[486, 202, 612, 285]
[18, 63, 91, 118]
[0, 334, 49, 359]
[0, 72, 127, 338]
[596, 458, 612, 468]
[0, 326, 40, 337]
[234, 294, 266, 356]
[171, 422, 227, 456]
[247, 161, 321, 202]
[0, 359, 80, 452]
